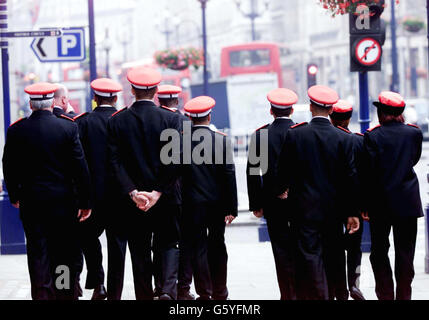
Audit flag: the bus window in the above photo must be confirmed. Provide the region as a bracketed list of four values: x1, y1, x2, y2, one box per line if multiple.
[229, 49, 271, 68]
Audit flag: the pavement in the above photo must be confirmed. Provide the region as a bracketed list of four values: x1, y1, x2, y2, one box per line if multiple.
[0, 144, 429, 300]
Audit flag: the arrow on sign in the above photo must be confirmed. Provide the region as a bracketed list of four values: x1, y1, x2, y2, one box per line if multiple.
[36, 38, 46, 57]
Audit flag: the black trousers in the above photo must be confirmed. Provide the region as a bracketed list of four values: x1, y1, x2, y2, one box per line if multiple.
[265, 212, 296, 300]
[106, 202, 180, 300]
[182, 203, 229, 300]
[294, 220, 345, 300]
[20, 203, 80, 300]
[76, 208, 105, 290]
[344, 216, 363, 290]
[369, 216, 418, 300]
[177, 213, 194, 296]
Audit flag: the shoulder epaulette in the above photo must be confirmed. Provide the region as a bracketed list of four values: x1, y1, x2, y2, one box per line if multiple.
[111, 107, 127, 117]
[290, 122, 308, 129]
[407, 123, 420, 129]
[160, 105, 175, 113]
[367, 124, 381, 132]
[9, 118, 26, 127]
[255, 123, 270, 132]
[355, 132, 364, 136]
[73, 112, 89, 121]
[336, 126, 351, 134]
[215, 130, 227, 136]
[60, 114, 74, 122]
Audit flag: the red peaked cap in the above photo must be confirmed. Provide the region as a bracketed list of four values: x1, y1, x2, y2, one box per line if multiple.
[376, 91, 406, 108]
[184, 96, 216, 118]
[158, 85, 182, 98]
[267, 88, 298, 109]
[25, 82, 58, 99]
[91, 78, 122, 97]
[333, 100, 353, 113]
[127, 67, 162, 89]
[308, 85, 339, 108]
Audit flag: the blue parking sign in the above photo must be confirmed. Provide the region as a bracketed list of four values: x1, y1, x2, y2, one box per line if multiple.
[31, 27, 86, 62]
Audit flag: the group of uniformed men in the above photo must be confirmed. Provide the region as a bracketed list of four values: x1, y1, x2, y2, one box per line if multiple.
[2, 67, 237, 300]
[1, 65, 424, 301]
[247, 85, 423, 300]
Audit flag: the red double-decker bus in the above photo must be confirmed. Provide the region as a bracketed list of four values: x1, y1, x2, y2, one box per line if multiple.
[220, 42, 295, 90]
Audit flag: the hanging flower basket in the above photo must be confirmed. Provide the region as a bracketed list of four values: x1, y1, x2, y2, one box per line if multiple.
[154, 47, 204, 71]
[403, 17, 425, 33]
[319, 0, 398, 17]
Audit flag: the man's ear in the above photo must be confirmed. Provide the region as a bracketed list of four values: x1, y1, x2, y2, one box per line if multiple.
[327, 107, 333, 115]
[113, 96, 118, 104]
[208, 113, 212, 122]
[290, 108, 294, 116]
[131, 86, 136, 97]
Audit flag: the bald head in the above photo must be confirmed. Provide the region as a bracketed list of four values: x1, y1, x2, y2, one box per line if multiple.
[53, 84, 69, 111]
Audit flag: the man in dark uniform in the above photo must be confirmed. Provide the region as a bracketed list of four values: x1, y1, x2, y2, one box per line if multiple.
[74, 78, 123, 300]
[362, 91, 424, 300]
[2, 82, 92, 300]
[276, 85, 360, 300]
[107, 67, 182, 300]
[246, 88, 298, 300]
[329, 100, 366, 301]
[181, 96, 238, 300]
[53, 84, 77, 118]
[155, 84, 194, 300]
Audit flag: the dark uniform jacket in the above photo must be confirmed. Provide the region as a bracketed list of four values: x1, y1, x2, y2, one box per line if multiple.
[362, 122, 423, 218]
[276, 118, 358, 222]
[181, 125, 238, 217]
[53, 107, 77, 118]
[2, 110, 91, 210]
[107, 100, 183, 205]
[74, 106, 117, 207]
[246, 118, 295, 217]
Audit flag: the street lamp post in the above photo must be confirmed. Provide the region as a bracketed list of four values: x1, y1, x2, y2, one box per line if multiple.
[198, 0, 209, 95]
[88, 0, 97, 112]
[390, 0, 400, 92]
[102, 28, 112, 78]
[234, 0, 269, 41]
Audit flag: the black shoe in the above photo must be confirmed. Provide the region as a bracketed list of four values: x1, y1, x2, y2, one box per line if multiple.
[159, 294, 173, 300]
[196, 296, 213, 300]
[350, 286, 365, 300]
[178, 291, 196, 300]
[91, 285, 107, 300]
[153, 289, 162, 299]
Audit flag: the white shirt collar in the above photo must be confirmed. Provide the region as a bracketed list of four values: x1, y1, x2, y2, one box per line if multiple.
[276, 116, 291, 120]
[312, 116, 330, 120]
[53, 106, 63, 110]
[98, 104, 115, 108]
[193, 124, 210, 128]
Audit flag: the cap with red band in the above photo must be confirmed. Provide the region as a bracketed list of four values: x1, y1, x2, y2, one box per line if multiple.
[308, 85, 339, 108]
[127, 67, 162, 90]
[333, 100, 353, 113]
[158, 85, 182, 99]
[267, 88, 298, 109]
[91, 78, 122, 97]
[184, 96, 216, 118]
[25, 82, 58, 100]
[373, 91, 406, 115]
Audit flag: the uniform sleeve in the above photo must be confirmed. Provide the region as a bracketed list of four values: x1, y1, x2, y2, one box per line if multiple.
[413, 129, 423, 166]
[223, 136, 238, 217]
[69, 124, 92, 209]
[107, 119, 137, 196]
[155, 114, 183, 193]
[246, 131, 263, 211]
[275, 130, 294, 196]
[360, 133, 378, 213]
[2, 128, 21, 204]
[340, 134, 359, 217]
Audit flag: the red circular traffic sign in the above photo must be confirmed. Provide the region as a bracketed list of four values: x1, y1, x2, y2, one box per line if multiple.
[354, 37, 382, 66]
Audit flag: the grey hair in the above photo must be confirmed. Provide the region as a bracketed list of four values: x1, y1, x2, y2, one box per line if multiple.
[30, 98, 54, 110]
